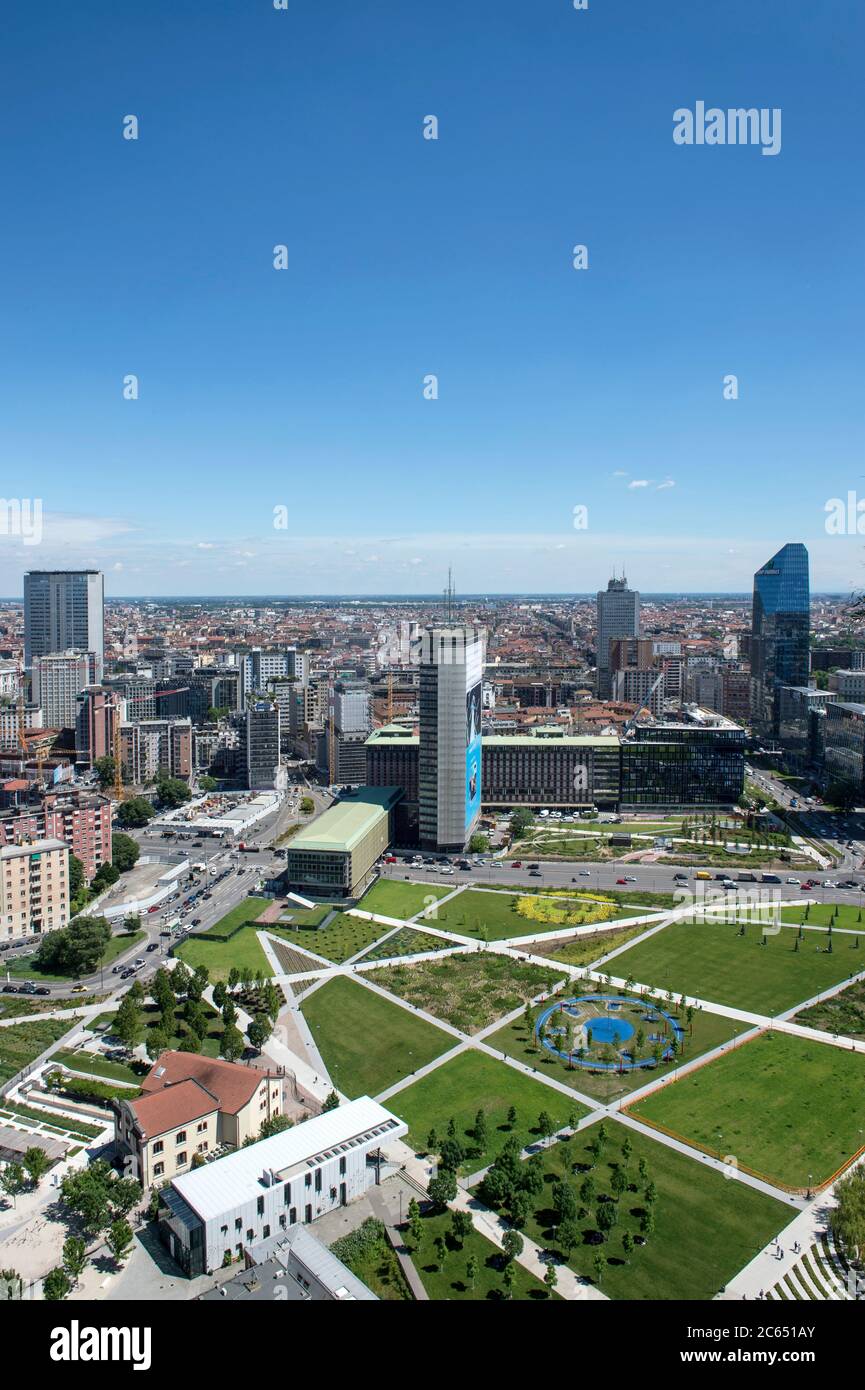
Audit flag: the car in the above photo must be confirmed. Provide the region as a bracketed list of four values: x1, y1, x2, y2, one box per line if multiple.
[236, 869, 244, 876]
[529, 869, 542, 877]
[120, 969, 134, 980]
[673, 872, 689, 882]
[2, 983, 19, 994]
[34, 986, 50, 996]
[112, 964, 123, 974]
[384, 855, 397, 864]
[511, 861, 522, 868]
[623, 875, 636, 883]
[616, 877, 628, 885]
[527, 863, 539, 869]
[70, 984, 88, 994]
[579, 869, 591, 876]
[785, 877, 801, 886]
[146, 942, 159, 952]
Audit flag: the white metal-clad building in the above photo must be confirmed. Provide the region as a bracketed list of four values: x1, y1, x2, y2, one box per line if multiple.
[159, 1096, 407, 1277]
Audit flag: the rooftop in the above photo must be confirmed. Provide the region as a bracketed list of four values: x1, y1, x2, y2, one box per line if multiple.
[289, 787, 402, 854]
[171, 1096, 406, 1223]
[140, 1049, 273, 1116]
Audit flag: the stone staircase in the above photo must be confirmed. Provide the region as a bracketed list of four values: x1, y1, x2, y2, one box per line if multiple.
[764, 1235, 860, 1301]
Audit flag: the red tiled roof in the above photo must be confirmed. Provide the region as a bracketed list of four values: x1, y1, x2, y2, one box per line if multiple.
[140, 1049, 273, 1115]
[127, 1078, 218, 1141]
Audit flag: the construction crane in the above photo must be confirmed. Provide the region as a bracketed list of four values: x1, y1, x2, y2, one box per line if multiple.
[623, 671, 665, 737]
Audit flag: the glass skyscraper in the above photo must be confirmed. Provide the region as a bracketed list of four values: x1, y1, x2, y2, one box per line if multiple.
[750, 543, 810, 739]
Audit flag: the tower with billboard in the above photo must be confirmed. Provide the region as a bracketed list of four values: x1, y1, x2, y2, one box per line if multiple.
[418, 623, 485, 852]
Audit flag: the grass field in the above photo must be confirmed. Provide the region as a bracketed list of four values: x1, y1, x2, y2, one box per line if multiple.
[6, 930, 146, 981]
[274, 905, 331, 928]
[280, 913, 392, 964]
[0, 1018, 76, 1083]
[487, 1000, 748, 1104]
[530, 921, 654, 970]
[794, 979, 865, 1041]
[370, 952, 565, 1034]
[502, 1119, 788, 1300]
[176, 926, 273, 983]
[195, 898, 271, 937]
[0, 1097, 105, 1140]
[420, 889, 618, 942]
[392, 1050, 585, 1170]
[135, 1001, 225, 1058]
[51, 1048, 145, 1085]
[627, 1031, 865, 1189]
[358, 928, 453, 962]
[300, 976, 452, 1097]
[749, 903, 865, 932]
[608, 918, 863, 1014]
[358, 880, 452, 919]
[407, 1208, 555, 1300]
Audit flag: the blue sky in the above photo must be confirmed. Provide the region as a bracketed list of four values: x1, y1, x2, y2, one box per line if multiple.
[0, 0, 863, 596]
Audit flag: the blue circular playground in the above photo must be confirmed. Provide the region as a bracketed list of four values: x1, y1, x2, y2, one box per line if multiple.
[535, 994, 685, 1071]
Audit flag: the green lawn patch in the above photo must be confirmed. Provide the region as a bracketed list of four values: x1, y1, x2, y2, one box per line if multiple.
[51, 1048, 146, 1085]
[408, 1207, 555, 1300]
[370, 953, 565, 1034]
[329, 1219, 412, 1301]
[138, 1001, 225, 1058]
[272, 913, 390, 964]
[358, 880, 452, 920]
[530, 921, 654, 970]
[0, 1097, 104, 1140]
[195, 897, 270, 939]
[175, 926, 273, 984]
[628, 1031, 865, 1189]
[301, 976, 452, 1097]
[500, 1118, 788, 1300]
[609, 918, 863, 1014]
[392, 1050, 586, 1171]
[359, 928, 452, 962]
[794, 978, 865, 1041]
[0, 1018, 76, 1083]
[423, 890, 619, 942]
[487, 999, 748, 1104]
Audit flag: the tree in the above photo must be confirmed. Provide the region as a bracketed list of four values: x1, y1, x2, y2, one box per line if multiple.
[468, 833, 489, 852]
[152, 967, 175, 1024]
[501, 1261, 516, 1299]
[34, 915, 111, 977]
[427, 1169, 457, 1211]
[579, 1175, 596, 1212]
[830, 1168, 865, 1263]
[433, 1234, 447, 1269]
[258, 1114, 293, 1139]
[92, 862, 120, 892]
[502, 1228, 524, 1264]
[544, 1262, 558, 1297]
[60, 1161, 142, 1236]
[640, 1208, 655, 1240]
[506, 1104, 518, 1130]
[622, 1231, 635, 1263]
[199, 776, 218, 792]
[597, 1202, 618, 1242]
[144, 1027, 169, 1062]
[645, 1180, 658, 1208]
[0, 1163, 26, 1207]
[67, 853, 86, 907]
[440, 1137, 464, 1172]
[222, 999, 237, 1028]
[155, 776, 192, 809]
[451, 1209, 472, 1248]
[299, 796, 315, 815]
[509, 1189, 530, 1228]
[465, 1255, 478, 1291]
[537, 1110, 556, 1146]
[93, 756, 116, 790]
[22, 1147, 50, 1188]
[112, 833, 140, 874]
[593, 1253, 605, 1287]
[116, 797, 155, 829]
[510, 807, 534, 838]
[114, 994, 143, 1051]
[183, 998, 209, 1042]
[552, 1180, 578, 1224]
[472, 1108, 489, 1155]
[106, 1219, 134, 1266]
[408, 1197, 423, 1248]
[62, 1236, 87, 1287]
[426, 1127, 439, 1155]
[43, 1267, 71, 1301]
[322, 1090, 340, 1113]
[558, 1217, 580, 1259]
[611, 1166, 628, 1201]
[219, 1024, 245, 1063]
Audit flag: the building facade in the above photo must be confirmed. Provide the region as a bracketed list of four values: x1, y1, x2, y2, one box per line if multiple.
[596, 575, 640, 700]
[0, 837, 69, 942]
[418, 625, 485, 852]
[32, 650, 99, 730]
[751, 543, 810, 739]
[24, 570, 104, 677]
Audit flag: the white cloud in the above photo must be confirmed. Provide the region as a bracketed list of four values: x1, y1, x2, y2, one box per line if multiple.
[628, 479, 652, 489]
[656, 480, 676, 491]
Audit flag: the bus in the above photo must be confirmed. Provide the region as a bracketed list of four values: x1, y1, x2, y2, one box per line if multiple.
[695, 870, 712, 881]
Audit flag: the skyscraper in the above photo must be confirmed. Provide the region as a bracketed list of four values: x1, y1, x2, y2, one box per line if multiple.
[418, 624, 485, 852]
[750, 542, 810, 739]
[596, 575, 640, 699]
[24, 570, 104, 678]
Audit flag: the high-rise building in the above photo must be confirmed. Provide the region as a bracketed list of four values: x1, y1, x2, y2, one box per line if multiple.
[76, 687, 121, 768]
[596, 575, 640, 699]
[244, 702, 282, 790]
[750, 543, 810, 739]
[32, 650, 99, 730]
[418, 625, 485, 852]
[0, 838, 70, 942]
[120, 719, 193, 785]
[24, 570, 104, 678]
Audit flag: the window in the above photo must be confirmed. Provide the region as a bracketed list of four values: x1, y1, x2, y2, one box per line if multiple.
[339, 1156, 346, 1176]
[153, 1162, 164, 1178]
[283, 1184, 291, 1205]
[314, 1168, 322, 1193]
[175, 1130, 187, 1144]
[196, 1120, 208, 1133]
[246, 1229, 254, 1243]
[235, 1218, 242, 1232]
[304, 1172, 311, 1188]
[279, 1214, 286, 1229]
[153, 1140, 164, 1155]
[176, 1152, 187, 1166]
[256, 1196, 264, 1216]
[263, 1225, 270, 1239]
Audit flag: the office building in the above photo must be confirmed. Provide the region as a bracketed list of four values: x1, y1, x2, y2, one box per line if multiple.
[243, 702, 282, 791]
[834, 670, 865, 703]
[284, 786, 402, 897]
[200, 1224, 377, 1302]
[750, 543, 810, 739]
[32, 651, 99, 730]
[24, 570, 104, 678]
[778, 686, 834, 771]
[620, 724, 747, 810]
[0, 837, 69, 942]
[418, 625, 485, 852]
[823, 702, 865, 800]
[158, 1096, 407, 1278]
[240, 649, 305, 707]
[596, 575, 640, 699]
[0, 703, 43, 747]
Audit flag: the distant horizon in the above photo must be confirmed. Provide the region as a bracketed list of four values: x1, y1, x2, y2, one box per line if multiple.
[0, 590, 855, 605]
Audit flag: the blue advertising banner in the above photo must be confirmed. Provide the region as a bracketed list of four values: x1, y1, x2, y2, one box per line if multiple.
[465, 680, 482, 829]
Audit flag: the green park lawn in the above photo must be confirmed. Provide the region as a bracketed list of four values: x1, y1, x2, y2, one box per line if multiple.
[487, 999, 748, 1105]
[504, 1119, 789, 1300]
[358, 928, 452, 962]
[300, 976, 453, 1097]
[6, 930, 146, 981]
[358, 880, 452, 920]
[274, 905, 332, 928]
[51, 1047, 145, 1085]
[747, 902, 865, 932]
[608, 918, 863, 1014]
[175, 927, 273, 984]
[369, 952, 565, 1034]
[288, 913, 393, 963]
[131, 1001, 224, 1059]
[421, 890, 619, 942]
[408, 1208, 555, 1300]
[794, 978, 865, 1041]
[196, 898, 270, 937]
[627, 1031, 865, 1189]
[392, 1050, 586, 1171]
[0, 1018, 76, 1084]
[531, 921, 654, 970]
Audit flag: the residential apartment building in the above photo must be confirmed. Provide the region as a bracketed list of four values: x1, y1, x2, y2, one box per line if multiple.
[75, 686, 120, 767]
[0, 790, 112, 880]
[115, 1051, 283, 1189]
[0, 837, 69, 942]
[120, 719, 193, 784]
[32, 650, 99, 730]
